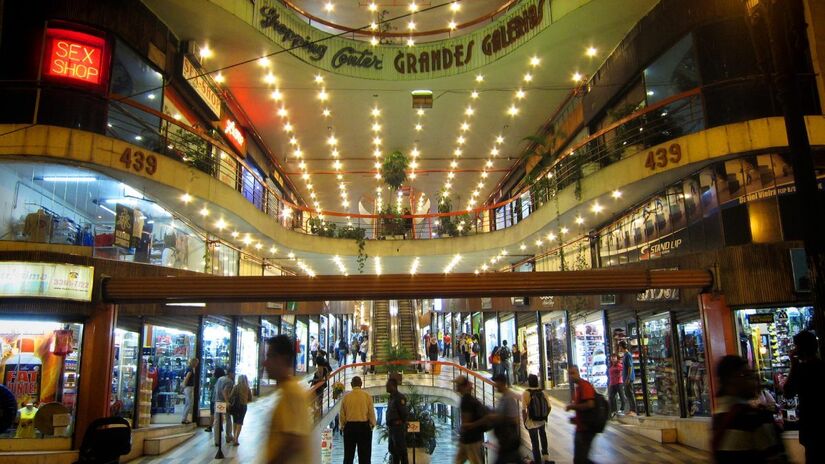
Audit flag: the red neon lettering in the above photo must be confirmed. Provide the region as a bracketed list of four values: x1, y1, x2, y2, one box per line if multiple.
[45, 35, 104, 85]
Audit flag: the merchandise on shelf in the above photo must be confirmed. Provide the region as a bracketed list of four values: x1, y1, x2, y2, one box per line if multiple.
[642, 315, 680, 416]
[573, 320, 607, 394]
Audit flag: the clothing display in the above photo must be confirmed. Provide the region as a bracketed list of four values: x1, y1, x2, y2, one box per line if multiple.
[735, 306, 814, 430]
[572, 317, 607, 393]
[141, 325, 196, 423]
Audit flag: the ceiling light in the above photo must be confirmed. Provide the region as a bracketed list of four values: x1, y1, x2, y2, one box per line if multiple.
[612, 189, 623, 199]
[213, 73, 224, 83]
[371, 107, 381, 117]
[324, 1, 334, 12]
[450, 1, 461, 12]
[231, 231, 239, 238]
[591, 202, 603, 213]
[586, 46, 598, 57]
[450, 160, 458, 168]
[520, 243, 527, 250]
[460, 122, 470, 131]
[258, 56, 271, 67]
[409, 2, 418, 11]
[481, 171, 488, 178]
[283, 122, 293, 132]
[415, 124, 422, 131]
[507, 105, 519, 116]
[314, 74, 324, 84]
[491, 147, 499, 156]
[453, 148, 462, 156]
[372, 123, 381, 132]
[288, 252, 295, 259]
[496, 135, 504, 144]
[242, 234, 252, 245]
[447, 172, 455, 179]
[255, 242, 263, 250]
[331, 148, 339, 157]
[370, 36, 379, 46]
[289, 137, 298, 145]
[515, 89, 525, 99]
[444, 182, 452, 189]
[410, 257, 420, 275]
[575, 216, 584, 225]
[547, 232, 556, 241]
[411, 147, 420, 157]
[457, 136, 465, 144]
[318, 89, 329, 101]
[270, 89, 282, 100]
[269, 246, 277, 254]
[448, 21, 457, 30]
[416, 108, 425, 116]
[407, 38, 415, 47]
[370, 22, 378, 31]
[443, 254, 462, 273]
[181, 193, 192, 203]
[372, 136, 382, 145]
[475, 74, 484, 83]
[470, 91, 479, 99]
[486, 160, 493, 168]
[530, 56, 541, 66]
[465, 106, 474, 116]
[535, 239, 542, 246]
[264, 73, 277, 85]
[278, 107, 288, 117]
[560, 227, 569, 234]
[327, 135, 337, 145]
[408, 20, 416, 30]
[293, 148, 303, 157]
[572, 72, 584, 82]
[524, 73, 533, 82]
[198, 45, 212, 59]
[147, 94, 155, 100]
[200, 206, 209, 216]
[368, 2, 378, 11]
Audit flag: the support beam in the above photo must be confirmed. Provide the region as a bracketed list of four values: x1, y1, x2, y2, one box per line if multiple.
[102, 269, 712, 303]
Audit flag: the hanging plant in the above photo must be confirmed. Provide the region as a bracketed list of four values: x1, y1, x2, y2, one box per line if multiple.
[381, 150, 409, 190]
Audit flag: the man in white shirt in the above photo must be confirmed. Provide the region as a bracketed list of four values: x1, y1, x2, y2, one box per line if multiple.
[339, 376, 376, 464]
[522, 374, 555, 464]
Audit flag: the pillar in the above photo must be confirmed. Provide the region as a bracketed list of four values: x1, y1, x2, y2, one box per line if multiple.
[74, 303, 117, 448]
[698, 293, 736, 412]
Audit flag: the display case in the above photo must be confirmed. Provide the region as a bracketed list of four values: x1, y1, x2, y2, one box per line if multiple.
[543, 312, 569, 393]
[642, 314, 680, 416]
[199, 320, 231, 409]
[142, 325, 196, 423]
[611, 322, 646, 414]
[573, 319, 607, 394]
[678, 320, 709, 417]
[112, 329, 139, 422]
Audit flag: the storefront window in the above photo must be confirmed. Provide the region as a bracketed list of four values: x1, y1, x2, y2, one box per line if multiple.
[678, 320, 709, 417]
[610, 320, 646, 414]
[572, 316, 607, 394]
[236, 326, 258, 390]
[200, 319, 231, 409]
[543, 312, 569, 393]
[112, 329, 139, 423]
[484, 317, 498, 371]
[735, 306, 814, 430]
[0, 320, 83, 439]
[641, 314, 680, 416]
[309, 318, 319, 368]
[499, 315, 515, 350]
[140, 325, 196, 424]
[295, 319, 308, 373]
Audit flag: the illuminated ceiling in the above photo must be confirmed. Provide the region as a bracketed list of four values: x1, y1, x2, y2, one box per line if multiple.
[142, 0, 658, 274]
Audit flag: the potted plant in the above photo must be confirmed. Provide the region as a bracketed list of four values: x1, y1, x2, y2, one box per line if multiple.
[379, 205, 405, 239]
[332, 381, 345, 400]
[381, 150, 409, 191]
[336, 225, 368, 273]
[378, 388, 440, 464]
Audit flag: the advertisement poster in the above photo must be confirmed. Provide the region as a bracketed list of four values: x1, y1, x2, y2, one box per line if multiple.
[0, 261, 94, 302]
[114, 204, 135, 249]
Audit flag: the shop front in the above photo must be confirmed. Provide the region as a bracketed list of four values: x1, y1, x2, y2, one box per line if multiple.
[640, 313, 680, 416]
[140, 320, 197, 425]
[295, 317, 308, 373]
[541, 311, 570, 400]
[499, 313, 516, 350]
[607, 310, 646, 414]
[112, 327, 140, 424]
[0, 319, 84, 439]
[236, 320, 259, 390]
[734, 306, 814, 430]
[199, 318, 232, 412]
[570, 311, 608, 394]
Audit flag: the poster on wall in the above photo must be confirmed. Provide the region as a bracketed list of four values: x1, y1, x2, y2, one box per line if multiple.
[114, 204, 135, 248]
[0, 261, 94, 302]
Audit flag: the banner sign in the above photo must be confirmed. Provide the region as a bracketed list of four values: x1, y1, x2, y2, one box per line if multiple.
[182, 55, 222, 119]
[239, 0, 558, 80]
[637, 268, 679, 302]
[0, 261, 94, 301]
[114, 204, 135, 249]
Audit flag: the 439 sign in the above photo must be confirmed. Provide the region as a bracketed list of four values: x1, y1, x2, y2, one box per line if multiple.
[644, 143, 683, 172]
[119, 148, 158, 176]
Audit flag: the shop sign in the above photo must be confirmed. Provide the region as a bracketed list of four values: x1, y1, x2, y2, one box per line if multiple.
[221, 117, 246, 155]
[250, 0, 552, 80]
[114, 204, 135, 249]
[481, 297, 492, 310]
[510, 297, 529, 306]
[0, 261, 94, 302]
[539, 296, 555, 307]
[747, 313, 775, 324]
[43, 27, 109, 88]
[182, 55, 222, 119]
[637, 288, 679, 302]
[640, 237, 683, 261]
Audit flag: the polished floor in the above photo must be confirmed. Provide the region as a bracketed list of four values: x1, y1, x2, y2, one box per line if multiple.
[129, 374, 710, 463]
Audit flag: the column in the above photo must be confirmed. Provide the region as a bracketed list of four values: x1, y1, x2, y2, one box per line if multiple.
[74, 303, 117, 448]
[698, 293, 736, 412]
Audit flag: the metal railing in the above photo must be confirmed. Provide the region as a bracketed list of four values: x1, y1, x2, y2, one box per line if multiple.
[2, 81, 727, 245]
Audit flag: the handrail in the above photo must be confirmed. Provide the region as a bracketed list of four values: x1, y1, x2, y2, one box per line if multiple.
[279, 0, 519, 38]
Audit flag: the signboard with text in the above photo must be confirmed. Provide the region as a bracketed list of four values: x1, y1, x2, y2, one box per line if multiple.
[221, 117, 247, 155]
[0, 261, 94, 301]
[114, 204, 135, 249]
[42, 26, 110, 91]
[182, 55, 222, 119]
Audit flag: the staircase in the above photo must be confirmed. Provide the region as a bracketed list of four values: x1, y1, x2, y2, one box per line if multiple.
[396, 299, 419, 358]
[371, 300, 391, 361]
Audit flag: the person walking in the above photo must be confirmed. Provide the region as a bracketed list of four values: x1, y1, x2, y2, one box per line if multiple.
[351, 338, 360, 364]
[523, 374, 555, 464]
[464, 335, 473, 367]
[386, 377, 409, 464]
[340, 376, 376, 464]
[499, 341, 512, 386]
[263, 335, 312, 464]
[453, 375, 486, 464]
[565, 365, 597, 464]
[711, 355, 786, 463]
[338, 338, 349, 366]
[428, 337, 440, 372]
[781, 331, 823, 463]
[213, 368, 235, 446]
[309, 336, 319, 368]
[180, 358, 198, 424]
[618, 341, 636, 415]
[607, 354, 626, 419]
[519, 342, 529, 383]
[489, 346, 501, 376]
[512, 346, 522, 384]
[204, 367, 225, 433]
[444, 332, 452, 358]
[490, 373, 521, 464]
[228, 374, 252, 446]
[471, 335, 480, 369]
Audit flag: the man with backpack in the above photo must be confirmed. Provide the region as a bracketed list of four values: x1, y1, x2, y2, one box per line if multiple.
[565, 365, 607, 464]
[499, 340, 512, 386]
[522, 374, 555, 464]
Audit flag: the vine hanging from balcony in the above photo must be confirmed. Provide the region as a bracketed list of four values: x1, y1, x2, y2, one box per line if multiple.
[381, 150, 409, 190]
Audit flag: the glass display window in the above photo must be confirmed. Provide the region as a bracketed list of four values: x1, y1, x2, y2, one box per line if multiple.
[140, 324, 196, 425]
[309, 318, 319, 367]
[641, 313, 680, 416]
[542, 312, 569, 392]
[199, 319, 231, 409]
[295, 320, 308, 373]
[0, 320, 83, 439]
[734, 306, 814, 430]
[611, 321, 646, 414]
[572, 316, 608, 394]
[499, 315, 515, 350]
[484, 317, 499, 371]
[236, 326, 258, 390]
[522, 325, 540, 377]
[678, 320, 709, 417]
[112, 329, 139, 423]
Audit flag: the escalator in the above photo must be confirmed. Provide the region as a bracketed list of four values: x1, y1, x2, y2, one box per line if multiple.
[371, 300, 391, 361]
[397, 299, 419, 360]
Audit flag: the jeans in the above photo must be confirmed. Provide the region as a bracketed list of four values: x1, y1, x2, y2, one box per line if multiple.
[343, 422, 372, 464]
[623, 381, 636, 413]
[574, 430, 596, 464]
[528, 425, 549, 464]
[213, 411, 234, 445]
[608, 384, 626, 414]
[180, 386, 194, 423]
[501, 361, 511, 385]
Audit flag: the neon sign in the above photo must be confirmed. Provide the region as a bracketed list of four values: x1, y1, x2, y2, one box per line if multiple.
[222, 118, 246, 154]
[43, 28, 108, 86]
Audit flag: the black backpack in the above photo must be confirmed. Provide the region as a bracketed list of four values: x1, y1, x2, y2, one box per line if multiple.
[527, 389, 550, 421]
[499, 346, 511, 361]
[582, 393, 609, 433]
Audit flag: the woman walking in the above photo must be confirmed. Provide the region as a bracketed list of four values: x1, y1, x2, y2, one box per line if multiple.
[229, 374, 253, 446]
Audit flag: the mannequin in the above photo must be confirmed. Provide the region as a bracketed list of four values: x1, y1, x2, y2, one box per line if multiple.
[16, 401, 38, 438]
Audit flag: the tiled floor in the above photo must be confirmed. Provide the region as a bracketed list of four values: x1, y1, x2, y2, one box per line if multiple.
[129, 371, 710, 464]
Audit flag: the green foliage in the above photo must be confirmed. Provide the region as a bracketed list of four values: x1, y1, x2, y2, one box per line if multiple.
[377, 387, 441, 454]
[307, 216, 336, 237]
[177, 130, 215, 175]
[379, 204, 405, 237]
[337, 225, 368, 273]
[383, 341, 415, 375]
[381, 150, 409, 190]
[435, 195, 471, 237]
